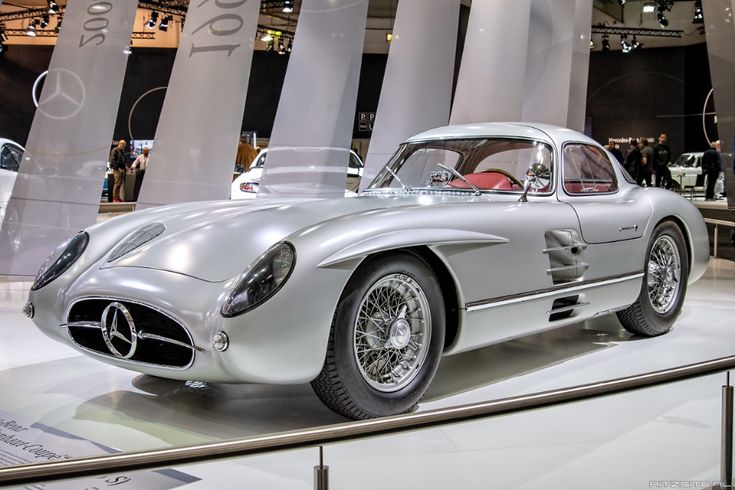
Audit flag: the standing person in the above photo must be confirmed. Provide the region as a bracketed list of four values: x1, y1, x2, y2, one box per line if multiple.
[131, 146, 150, 201]
[109, 139, 127, 202]
[607, 140, 624, 165]
[638, 138, 654, 187]
[702, 140, 722, 200]
[653, 133, 673, 189]
[235, 136, 257, 173]
[625, 139, 641, 180]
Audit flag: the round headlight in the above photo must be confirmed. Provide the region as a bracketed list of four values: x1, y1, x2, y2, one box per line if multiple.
[221, 242, 295, 317]
[31, 231, 89, 291]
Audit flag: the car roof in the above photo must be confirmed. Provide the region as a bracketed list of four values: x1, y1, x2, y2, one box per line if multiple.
[0, 138, 24, 151]
[406, 122, 599, 148]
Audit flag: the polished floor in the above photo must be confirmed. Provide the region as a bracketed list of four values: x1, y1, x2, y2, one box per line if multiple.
[0, 259, 734, 488]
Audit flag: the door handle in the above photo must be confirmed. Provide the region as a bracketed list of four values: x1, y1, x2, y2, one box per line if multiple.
[619, 225, 639, 232]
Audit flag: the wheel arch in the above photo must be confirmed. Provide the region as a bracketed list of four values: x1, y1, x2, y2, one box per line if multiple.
[656, 215, 694, 274]
[346, 246, 461, 351]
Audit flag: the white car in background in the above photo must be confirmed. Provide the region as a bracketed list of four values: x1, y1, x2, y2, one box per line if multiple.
[231, 149, 364, 199]
[0, 138, 24, 221]
[669, 152, 704, 189]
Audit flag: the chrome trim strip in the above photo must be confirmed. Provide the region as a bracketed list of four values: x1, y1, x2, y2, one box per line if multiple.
[547, 302, 590, 315]
[2, 355, 734, 487]
[59, 321, 102, 329]
[137, 331, 205, 353]
[466, 272, 644, 312]
[64, 296, 198, 370]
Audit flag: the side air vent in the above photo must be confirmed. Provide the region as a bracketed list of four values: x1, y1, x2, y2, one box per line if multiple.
[548, 295, 589, 321]
[543, 229, 588, 284]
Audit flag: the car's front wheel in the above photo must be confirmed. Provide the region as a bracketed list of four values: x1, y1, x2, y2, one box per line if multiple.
[311, 252, 445, 419]
[617, 221, 689, 336]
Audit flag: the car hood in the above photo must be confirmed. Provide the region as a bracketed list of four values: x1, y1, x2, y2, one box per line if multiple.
[103, 192, 515, 282]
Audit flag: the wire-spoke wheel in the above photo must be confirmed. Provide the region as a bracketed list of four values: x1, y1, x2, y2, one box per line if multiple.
[312, 252, 445, 419]
[618, 221, 689, 336]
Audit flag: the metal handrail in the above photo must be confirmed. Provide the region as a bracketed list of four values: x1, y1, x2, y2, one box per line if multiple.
[704, 218, 735, 257]
[1, 355, 735, 486]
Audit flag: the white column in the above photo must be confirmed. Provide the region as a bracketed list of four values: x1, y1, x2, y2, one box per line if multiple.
[702, 0, 735, 210]
[258, 0, 369, 198]
[567, 0, 593, 132]
[360, 0, 460, 190]
[0, 0, 137, 275]
[521, 0, 575, 126]
[450, 0, 531, 124]
[136, 0, 261, 209]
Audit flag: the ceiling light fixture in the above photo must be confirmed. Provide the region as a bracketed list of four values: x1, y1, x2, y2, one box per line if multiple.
[693, 0, 704, 23]
[642, 1, 656, 13]
[26, 20, 38, 37]
[620, 34, 632, 53]
[48, 0, 59, 14]
[159, 15, 171, 31]
[601, 34, 610, 52]
[40, 14, 49, 29]
[146, 11, 158, 30]
[282, 0, 294, 13]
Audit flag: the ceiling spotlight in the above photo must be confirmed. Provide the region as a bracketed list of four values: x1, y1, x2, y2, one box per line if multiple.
[589, 39, 595, 49]
[601, 34, 610, 52]
[48, 0, 59, 14]
[55, 16, 62, 33]
[146, 11, 158, 29]
[618, 0, 626, 5]
[40, 15, 49, 29]
[0, 28, 7, 43]
[26, 20, 38, 37]
[642, 1, 656, 13]
[657, 11, 669, 27]
[277, 38, 286, 54]
[385, 32, 393, 43]
[286, 39, 292, 52]
[632, 35, 642, 50]
[159, 15, 171, 31]
[693, 0, 704, 23]
[261, 32, 273, 42]
[265, 40, 274, 52]
[282, 0, 294, 13]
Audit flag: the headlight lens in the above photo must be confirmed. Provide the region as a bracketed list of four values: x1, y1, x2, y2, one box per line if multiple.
[107, 222, 165, 262]
[31, 231, 89, 291]
[221, 242, 295, 317]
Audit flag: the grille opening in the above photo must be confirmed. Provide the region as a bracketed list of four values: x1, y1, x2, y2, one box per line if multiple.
[67, 299, 194, 368]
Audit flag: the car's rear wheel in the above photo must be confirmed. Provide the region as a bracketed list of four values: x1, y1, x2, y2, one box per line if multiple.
[617, 221, 689, 336]
[311, 252, 445, 419]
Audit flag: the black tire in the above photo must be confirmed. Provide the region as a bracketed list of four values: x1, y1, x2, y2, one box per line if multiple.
[617, 221, 689, 336]
[311, 252, 445, 419]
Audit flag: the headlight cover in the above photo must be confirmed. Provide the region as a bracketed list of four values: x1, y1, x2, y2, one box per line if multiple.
[221, 242, 295, 317]
[31, 231, 89, 291]
[107, 222, 165, 262]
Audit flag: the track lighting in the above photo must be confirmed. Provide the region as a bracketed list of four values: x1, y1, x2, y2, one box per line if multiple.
[146, 11, 158, 30]
[159, 15, 172, 31]
[693, 0, 704, 24]
[48, 0, 59, 14]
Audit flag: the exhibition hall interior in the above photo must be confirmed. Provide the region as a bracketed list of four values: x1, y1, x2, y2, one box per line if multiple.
[0, 0, 735, 488]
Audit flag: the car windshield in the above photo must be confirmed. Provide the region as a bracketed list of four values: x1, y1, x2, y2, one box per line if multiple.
[367, 138, 553, 194]
[673, 154, 698, 168]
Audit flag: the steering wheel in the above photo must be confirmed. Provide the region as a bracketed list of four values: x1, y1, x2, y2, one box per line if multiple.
[480, 168, 524, 188]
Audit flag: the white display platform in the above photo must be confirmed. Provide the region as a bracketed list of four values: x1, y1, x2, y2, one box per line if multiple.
[0, 259, 733, 488]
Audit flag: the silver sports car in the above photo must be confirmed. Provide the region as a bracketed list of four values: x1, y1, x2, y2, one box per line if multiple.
[25, 123, 709, 419]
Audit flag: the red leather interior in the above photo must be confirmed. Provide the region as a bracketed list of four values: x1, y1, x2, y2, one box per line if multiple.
[448, 172, 517, 190]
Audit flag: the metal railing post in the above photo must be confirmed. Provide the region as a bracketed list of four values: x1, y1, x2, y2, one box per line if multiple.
[314, 446, 328, 490]
[715, 224, 719, 258]
[721, 372, 734, 489]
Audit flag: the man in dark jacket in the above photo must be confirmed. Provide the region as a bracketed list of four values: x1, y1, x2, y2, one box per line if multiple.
[109, 140, 127, 202]
[625, 139, 641, 180]
[653, 133, 673, 189]
[638, 138, 654, 187]
[702, 140, 722, 200]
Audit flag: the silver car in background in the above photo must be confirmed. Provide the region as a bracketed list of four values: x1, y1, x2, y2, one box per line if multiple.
[0, 138, 24, 222]
[26, 123, 709, 419]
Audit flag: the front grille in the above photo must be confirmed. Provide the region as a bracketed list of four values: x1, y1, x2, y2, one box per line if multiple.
[67, 299, 195, 368]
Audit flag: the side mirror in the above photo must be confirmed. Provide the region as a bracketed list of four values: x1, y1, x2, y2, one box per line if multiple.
[519, 162, 551, 202]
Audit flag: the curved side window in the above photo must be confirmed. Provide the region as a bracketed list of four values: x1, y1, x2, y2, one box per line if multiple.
[563, 144, 619, 195]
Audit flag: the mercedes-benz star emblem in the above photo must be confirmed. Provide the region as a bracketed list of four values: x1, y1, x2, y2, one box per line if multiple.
[100, 302, 138, 359]
[33, 68, 86, 120]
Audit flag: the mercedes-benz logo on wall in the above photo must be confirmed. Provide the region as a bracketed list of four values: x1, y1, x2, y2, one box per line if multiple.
[32, 68, 86, 120]
[100, 302, 138, 359]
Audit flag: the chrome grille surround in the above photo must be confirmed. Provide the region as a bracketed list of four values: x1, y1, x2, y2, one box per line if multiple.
[63, 297, 201, 370]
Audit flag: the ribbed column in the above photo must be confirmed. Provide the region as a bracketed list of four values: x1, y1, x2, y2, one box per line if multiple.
[702, 0, 735, 211]
[521, 0, 575, 126]
[136, 0, 261, 208]
[0, 0, 137, 275]
[567, 0, 593, 131]
[258, 0, 369, 198]
[360, 0, 460, 190]
[450, 0, 531, 124]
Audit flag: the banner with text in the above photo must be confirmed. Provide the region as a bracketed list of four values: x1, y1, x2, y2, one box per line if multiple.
[258, 0, 369, 198]
[0, 0, 138, 275]
[136, 0, 261, 209]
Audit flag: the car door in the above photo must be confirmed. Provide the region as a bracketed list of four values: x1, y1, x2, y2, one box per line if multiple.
[557, 142, 651, 282]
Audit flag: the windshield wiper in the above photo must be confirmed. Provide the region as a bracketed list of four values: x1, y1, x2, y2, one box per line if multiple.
[385, 166, 413, 191]
[437, 163, 480, 196]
